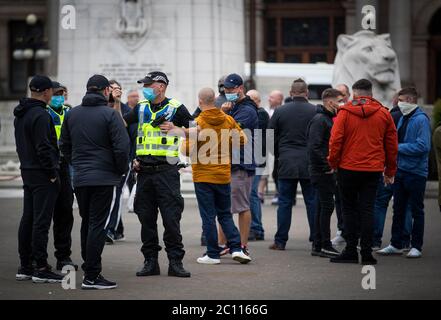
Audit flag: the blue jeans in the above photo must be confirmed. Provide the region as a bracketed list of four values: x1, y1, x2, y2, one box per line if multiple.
[274, 179, 316, 247]
[250, 174, 264, 236]
[391, 170, 426, 251]
[194, 182, 241, 259]
[373, 176, 412, 247]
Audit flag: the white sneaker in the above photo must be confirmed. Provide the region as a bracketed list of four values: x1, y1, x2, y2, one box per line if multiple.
[232, 251, 252, 264]
[403, 246, 412, 253]
[406, 248, 422, 259]
[331, 231, 346, 246]
[376, 244, 403, 255]
[197, 255, 220, 265]
[371, 246, 381, 252]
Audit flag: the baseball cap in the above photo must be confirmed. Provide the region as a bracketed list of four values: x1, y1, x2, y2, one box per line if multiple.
[29, 75, 53, 92]
[86, 74, 110, 91]
[137, 71, 169, 85]
[223, 73, 243, 89]
[52, 81, 66, 93]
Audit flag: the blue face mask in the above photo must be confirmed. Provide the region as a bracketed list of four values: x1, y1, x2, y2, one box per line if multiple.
[50, 96, 65, 109]
[143, 88, 157, 102]
[225, 93, 239, 102]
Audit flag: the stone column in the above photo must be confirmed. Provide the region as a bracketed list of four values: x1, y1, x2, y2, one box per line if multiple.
[412, 35, 429, 103]
[342, 0, 356, 35]
[389, 0, 411, 85]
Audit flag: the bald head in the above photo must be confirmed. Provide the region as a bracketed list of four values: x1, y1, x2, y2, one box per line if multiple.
[268, 90, 284, 108]
[335, 84, 350, 102]
[246, 89, 261, 108]
[290, 79, 308, 98]
[198, 87, 216, 110]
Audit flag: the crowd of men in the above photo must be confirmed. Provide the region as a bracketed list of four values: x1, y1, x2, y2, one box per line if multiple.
[13, 70, 432, 290]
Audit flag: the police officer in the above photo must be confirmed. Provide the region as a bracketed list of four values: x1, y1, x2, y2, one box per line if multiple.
[47, 82, 77, 271]
[14, 75, 63, 283]
[120, 71, 192, 278]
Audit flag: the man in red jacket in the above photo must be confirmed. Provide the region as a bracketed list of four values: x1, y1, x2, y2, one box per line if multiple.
[328, 79, 398, 265]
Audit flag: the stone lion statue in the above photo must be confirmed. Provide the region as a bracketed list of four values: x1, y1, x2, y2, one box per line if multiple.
[332, 30, 401, 108]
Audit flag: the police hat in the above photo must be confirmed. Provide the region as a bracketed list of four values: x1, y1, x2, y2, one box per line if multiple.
[137, 71, 169, 85]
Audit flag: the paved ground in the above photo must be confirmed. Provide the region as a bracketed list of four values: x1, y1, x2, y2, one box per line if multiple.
[0, 190, 441, 300]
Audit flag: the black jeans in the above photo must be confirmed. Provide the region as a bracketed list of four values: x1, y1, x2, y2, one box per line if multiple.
[134, 166, 185, 261]
[337, 169, 381, 255]
[312, 174, 336, 249]
[53, 160, 74, 261]
[19, 170, 60, 268]
[75, 186, 115, 280]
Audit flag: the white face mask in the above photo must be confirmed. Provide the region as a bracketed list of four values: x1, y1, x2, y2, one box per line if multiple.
[398, 101, 418, 116]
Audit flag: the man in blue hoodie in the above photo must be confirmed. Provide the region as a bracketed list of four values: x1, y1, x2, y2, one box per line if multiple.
[377, 87, 431, 259]
[219, 73, 258, 255]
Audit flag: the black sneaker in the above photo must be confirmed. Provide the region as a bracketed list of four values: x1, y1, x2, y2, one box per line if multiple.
[320, 246, 340, 258]
[32, 265, 64, 283]
[114, 233, 125, 242]
[136, 258, 160, 277]
[56, 258, 79, 271]
[81, 274, 117, 290]
[311, 245, 322, 257]
[16, 266, 33, 281]
[105, 232, 115, 245]
[361, 253, 378, 265]
[330, 250, 359, 264]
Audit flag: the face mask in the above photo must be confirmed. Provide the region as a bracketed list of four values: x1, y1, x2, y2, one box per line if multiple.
[225, 93, 239, 102]
[398, 101, 418, 116]
[143, 88, 157, 101]
[50, 96, 65, 109]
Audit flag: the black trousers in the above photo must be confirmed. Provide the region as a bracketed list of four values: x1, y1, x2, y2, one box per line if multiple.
[337, 169, 381, 255]
[19, 170, 60, 268]
[312, 174, 336, 248]
[75, 186, 115, 279]
[53, 160, 74, 261]
[106, 167, 129, 235]
[134, 166, 185, 261]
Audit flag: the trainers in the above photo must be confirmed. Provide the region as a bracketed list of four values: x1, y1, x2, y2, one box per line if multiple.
[361, 253, 377, 265]
[32, 265, 64, 283]
[105, 232, 114, 245]
[114, 233, 125, 242]
[16, 266, 33, 281]
[376, 244, 403, 255]
[271, 197, 279, 206]
[330, 250, 359, 264]
[331, 231, 346, 246]
[197, 255, 220, 265]
[371, 246, 381, 252]
[219, 245, 230, 256]
[56, 258, 78, 271]
[311, 245, 322, 257]
[406, 248, 422, 259]
[403, 245, 412, 253]
[241, 245, 250, 256]
[81, 274, 117, 290]
[320, 246, 340, 258]
[269, 243, 285, 251]
[232, 250, 252, 264]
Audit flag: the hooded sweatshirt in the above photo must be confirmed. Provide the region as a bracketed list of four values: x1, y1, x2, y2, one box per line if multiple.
[14, 98, 59, 178]
[181, 108, 247, 184]
[328, 96, 398, 177]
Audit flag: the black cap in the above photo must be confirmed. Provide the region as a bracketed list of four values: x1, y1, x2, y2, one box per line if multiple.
[137, 71, 169, 85]
[52, 81, 65, 93]
[87, 74, 110, 91]
[29, 75, 53, 92]
[224, 73, 243, 89]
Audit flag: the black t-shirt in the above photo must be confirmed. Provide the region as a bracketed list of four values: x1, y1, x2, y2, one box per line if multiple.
[398, 108, 417, 144]
[123, 97, 193, 165]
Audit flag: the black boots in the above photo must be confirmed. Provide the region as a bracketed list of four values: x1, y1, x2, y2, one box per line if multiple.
[136, 258, 160, 277]
[330, 249, 359, 264]
[168, 260, 191, 278]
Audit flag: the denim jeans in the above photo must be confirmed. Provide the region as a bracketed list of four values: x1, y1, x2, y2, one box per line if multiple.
[312, 174, 336, 249]
[373, 176, 412, 248]
[250, 174, 264, 236]
[194, 182, 241, 259]
[391, 170, 426, 251]
[274, 179, 316, 247]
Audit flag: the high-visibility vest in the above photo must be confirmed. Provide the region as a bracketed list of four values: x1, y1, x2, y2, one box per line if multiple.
[47, 105, 68, 141]
[136, 98, 181, 157]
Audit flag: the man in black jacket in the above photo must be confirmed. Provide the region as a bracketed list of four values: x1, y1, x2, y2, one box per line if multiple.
[268, 78, 318, 250]
[307, 88, 345, 258]
[60, 75, 130, 290]
[14, 75, 64, 283]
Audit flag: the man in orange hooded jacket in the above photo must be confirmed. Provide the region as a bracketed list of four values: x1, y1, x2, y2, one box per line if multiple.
[328, 79, 398, 265]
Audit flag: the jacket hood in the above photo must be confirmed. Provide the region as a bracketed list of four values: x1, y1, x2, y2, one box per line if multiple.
[237, 95, 258, 110]
[81, 92, 109, 107]
[340, 97, 383, 118]
[14, 98, 48, 118]
[197, 108, 227, 127]
[317, 104, 336, 118]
